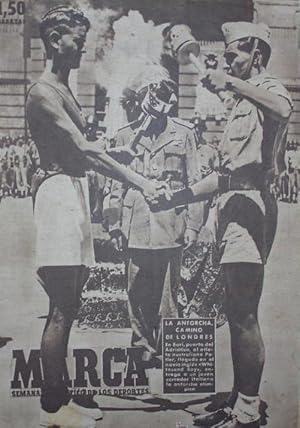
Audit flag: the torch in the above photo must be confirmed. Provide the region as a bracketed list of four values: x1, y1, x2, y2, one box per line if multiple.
[165, 24, 228, 114]
[166, 24, 205, 76]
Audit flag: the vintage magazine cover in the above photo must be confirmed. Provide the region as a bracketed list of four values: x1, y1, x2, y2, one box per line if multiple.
[0, 0, 299, 427]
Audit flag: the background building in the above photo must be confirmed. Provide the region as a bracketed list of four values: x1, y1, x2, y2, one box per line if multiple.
[0, 0, 299, 145]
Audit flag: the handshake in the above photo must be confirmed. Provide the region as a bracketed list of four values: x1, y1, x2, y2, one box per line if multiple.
[106, 145, 194, 208]
[142, 179, 196, 210]
[142, 179, 174, 209]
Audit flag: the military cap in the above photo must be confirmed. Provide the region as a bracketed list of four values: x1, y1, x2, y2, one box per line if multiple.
[222, 22, 271, 48]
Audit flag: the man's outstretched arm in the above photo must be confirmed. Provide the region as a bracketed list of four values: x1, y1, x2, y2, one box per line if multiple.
[26, 83, 158, 192]
[147, 171, 219, 209]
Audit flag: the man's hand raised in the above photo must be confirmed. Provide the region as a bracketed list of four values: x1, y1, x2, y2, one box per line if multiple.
[109, 229, 125, 252]
[201, 69, 233, 94]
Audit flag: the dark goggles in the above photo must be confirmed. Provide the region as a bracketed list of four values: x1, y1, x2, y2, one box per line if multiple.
[148, 80, 177, 103]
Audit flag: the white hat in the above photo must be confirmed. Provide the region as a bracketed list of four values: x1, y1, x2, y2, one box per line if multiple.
[222, 22, 271, 48]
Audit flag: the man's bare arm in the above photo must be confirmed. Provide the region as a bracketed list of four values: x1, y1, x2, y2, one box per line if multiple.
[26, 83, 149, 190]
[228, 76, 292, 122]
[204, 70, 292, 122]
[85, 152, 149, 189]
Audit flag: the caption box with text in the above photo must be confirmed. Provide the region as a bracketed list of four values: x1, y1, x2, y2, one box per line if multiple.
[163, 318, 215, 394]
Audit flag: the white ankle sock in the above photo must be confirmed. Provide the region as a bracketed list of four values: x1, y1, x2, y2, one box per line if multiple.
[232, 392, 260, 424]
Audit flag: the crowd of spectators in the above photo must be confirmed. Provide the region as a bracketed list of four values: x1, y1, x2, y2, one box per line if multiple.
[1, 130, 299, 208]
[271, 140, 300, 203]
[0, 134, 40, 200]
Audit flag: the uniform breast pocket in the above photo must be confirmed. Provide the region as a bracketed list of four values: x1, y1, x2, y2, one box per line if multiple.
[164, 142, 186, 172]
[228, 102, 254, 141]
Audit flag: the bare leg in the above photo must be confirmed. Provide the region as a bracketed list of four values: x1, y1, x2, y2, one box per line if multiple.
[38, 266, 86, 412]
[223, 263, 265, 396]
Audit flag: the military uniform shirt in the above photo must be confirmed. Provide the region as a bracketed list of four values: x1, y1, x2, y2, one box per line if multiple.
[109, 117, 203, 249]
[219, 72, 293, 175]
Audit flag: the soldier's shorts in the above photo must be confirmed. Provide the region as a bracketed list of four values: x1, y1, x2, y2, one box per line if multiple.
[215, 189, 277, 265]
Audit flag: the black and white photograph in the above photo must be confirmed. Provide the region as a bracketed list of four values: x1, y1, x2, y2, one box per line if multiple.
[0, 0, 299, 427]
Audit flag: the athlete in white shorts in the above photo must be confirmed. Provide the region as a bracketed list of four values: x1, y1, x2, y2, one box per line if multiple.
[26, 6, 169, 428]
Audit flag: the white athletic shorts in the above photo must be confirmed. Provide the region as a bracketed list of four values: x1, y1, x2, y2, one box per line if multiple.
[34, 174, 95, 268]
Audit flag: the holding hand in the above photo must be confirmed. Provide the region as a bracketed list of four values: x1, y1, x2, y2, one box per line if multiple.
[184, 228, 198, 249]
[109, 229, 125, 252]
[143, 180, 173, 208]
[202, 70, 233, 94]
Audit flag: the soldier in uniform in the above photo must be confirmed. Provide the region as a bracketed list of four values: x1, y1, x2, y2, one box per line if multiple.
[1, 136, 14, 196]
[27, 137, 41, 188]
[0, 137, 4, 200]
[108, 77, 203, 361]
[154, 22, 292, 428]
[14, 136, 31, 197]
